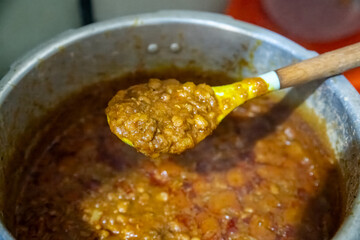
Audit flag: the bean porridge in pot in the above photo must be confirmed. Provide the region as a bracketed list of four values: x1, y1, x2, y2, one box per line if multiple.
[10, 70, 342, 240]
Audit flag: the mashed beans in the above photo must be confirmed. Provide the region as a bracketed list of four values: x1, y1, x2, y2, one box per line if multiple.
[106, 79, 220, 157]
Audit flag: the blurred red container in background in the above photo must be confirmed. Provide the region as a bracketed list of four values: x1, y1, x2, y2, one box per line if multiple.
[227, 0, 360, 92]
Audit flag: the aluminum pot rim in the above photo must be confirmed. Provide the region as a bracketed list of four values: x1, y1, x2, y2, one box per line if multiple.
[1, 10, 360, 240]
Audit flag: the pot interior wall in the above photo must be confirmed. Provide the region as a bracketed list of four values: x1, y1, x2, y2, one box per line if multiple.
[0, 12, 359, 239]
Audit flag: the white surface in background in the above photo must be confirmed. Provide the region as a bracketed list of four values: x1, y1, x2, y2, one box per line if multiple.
[0, 0, 228, 78]
[0, 0, 81, 77]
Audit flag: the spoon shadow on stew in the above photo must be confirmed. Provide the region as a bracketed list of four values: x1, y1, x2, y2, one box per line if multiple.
[294, 165, 343, 240]
[296, 135, 359, 239]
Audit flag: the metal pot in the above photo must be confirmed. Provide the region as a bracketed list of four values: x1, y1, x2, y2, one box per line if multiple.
[0, 11, 359, 239]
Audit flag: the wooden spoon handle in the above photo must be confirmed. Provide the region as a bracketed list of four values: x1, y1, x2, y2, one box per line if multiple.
[276, 42, 360, 88]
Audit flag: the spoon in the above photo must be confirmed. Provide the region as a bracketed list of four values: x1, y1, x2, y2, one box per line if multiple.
[106, 42, 360, 156]
[213, 42, 360, 122]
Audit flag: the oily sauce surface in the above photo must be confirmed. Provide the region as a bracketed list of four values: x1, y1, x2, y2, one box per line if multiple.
[13, 79, 341, 240]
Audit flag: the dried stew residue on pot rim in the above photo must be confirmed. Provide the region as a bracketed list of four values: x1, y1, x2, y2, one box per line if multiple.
[10, 69, 343, 240]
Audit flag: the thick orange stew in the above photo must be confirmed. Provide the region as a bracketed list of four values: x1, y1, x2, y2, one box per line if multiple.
[106, 79, 220, 157]
[13, 82, 341, 240]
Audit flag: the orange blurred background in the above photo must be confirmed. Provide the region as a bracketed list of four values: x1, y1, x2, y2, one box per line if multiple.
[226, 0, 360, 92]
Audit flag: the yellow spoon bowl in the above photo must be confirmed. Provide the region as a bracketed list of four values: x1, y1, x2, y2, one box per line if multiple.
[212, 73, 280, 123]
